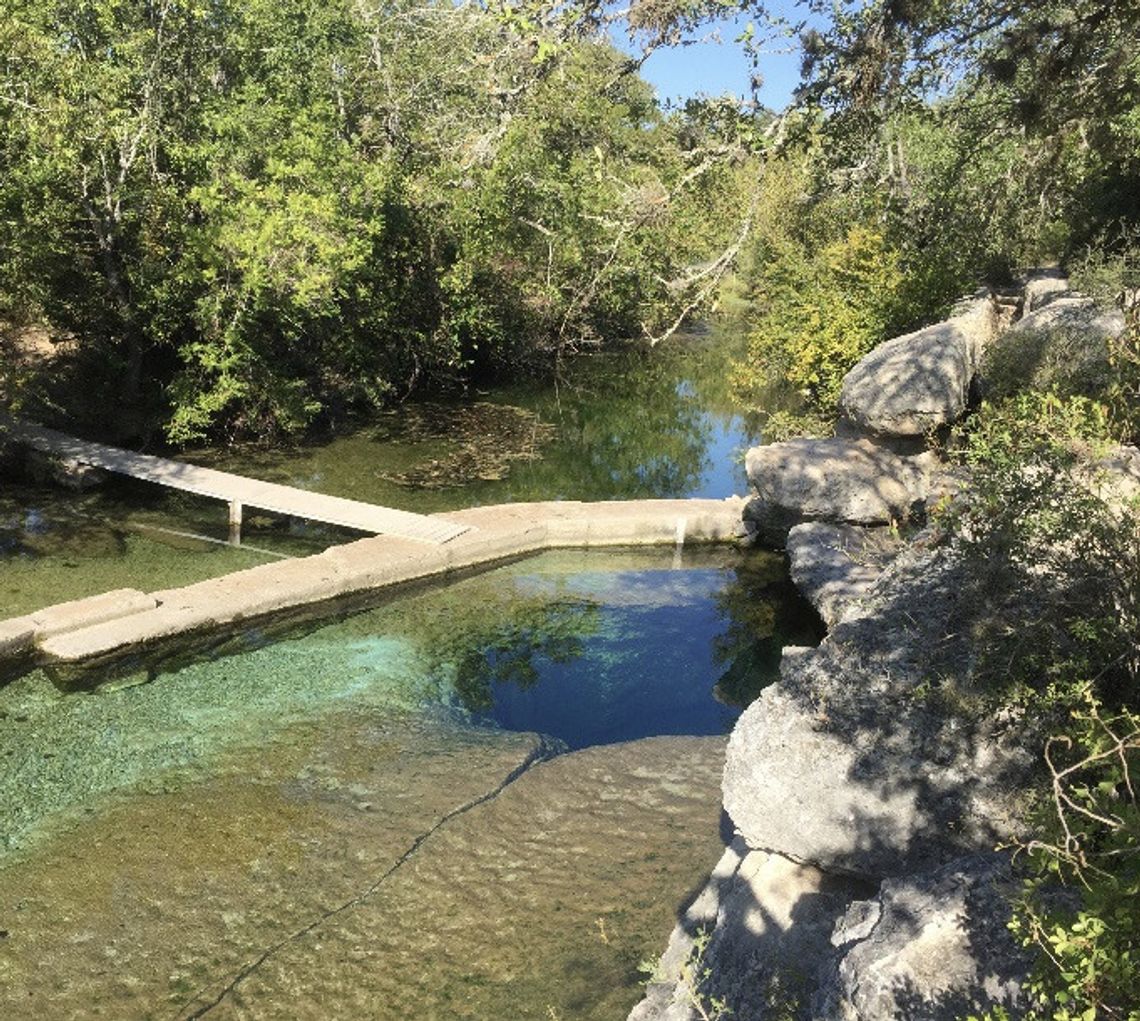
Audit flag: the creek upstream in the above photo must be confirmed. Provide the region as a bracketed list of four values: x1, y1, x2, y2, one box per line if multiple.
[0, 328, 822, 1019]
[1, 328, 758, 617]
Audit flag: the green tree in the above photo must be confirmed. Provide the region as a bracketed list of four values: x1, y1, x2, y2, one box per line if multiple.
[1, 0, 748, 443]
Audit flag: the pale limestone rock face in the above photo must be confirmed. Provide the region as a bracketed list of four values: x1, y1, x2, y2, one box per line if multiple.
[1010, 295, 1124, 340]
[0, 617, 35, 657]
[1096, 444, 1140, 514]
[837, 298, 999, 438]
[629, 840, 865, 1021]
[785, 521, 903, 628]
[722, 542, 1036, 880]
[1022, 270, 1070, 313]
[814, 854, 1032, 1020]
[744, 438, 930, 535]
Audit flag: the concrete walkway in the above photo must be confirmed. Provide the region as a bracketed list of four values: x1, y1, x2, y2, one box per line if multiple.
[0, 497, 747, 668]
[1, 417, 469, 544]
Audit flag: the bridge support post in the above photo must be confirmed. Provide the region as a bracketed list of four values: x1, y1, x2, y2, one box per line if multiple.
[228, 499, 242, 547]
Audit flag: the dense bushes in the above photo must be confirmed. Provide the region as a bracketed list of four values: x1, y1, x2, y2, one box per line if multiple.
[947, 392, 1139, 1020]
[942, 236, 1140, 1021]
[0, 0, 747, 443]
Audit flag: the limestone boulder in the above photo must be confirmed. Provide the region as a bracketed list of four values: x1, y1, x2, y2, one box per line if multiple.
[814, 854, 1032, 1020]
[1012, 295, 1124, 339]
[785, 522, 903, 628]
[838, 298, 999, 437]
[744, 438, 930, 543]
[0, 617, 35, 658]
[722, 542, 1036, 879]
[629, 840, 866, 1021]
[1023, 270, 1070, 313]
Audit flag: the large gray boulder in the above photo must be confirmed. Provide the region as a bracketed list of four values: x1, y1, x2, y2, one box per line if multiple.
[630, 845, 1032, 1021]
[814, 853, 1032, 1020]
[744, 438, 931, 544]
[723, 542, 1036, 879]
[838, 298, 999, 437]
[1022, 269, 1070, 313]
[785, 522, 904, 628]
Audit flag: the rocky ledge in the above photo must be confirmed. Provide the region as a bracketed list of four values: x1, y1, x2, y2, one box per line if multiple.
[631, 279, 1134, 1020]
[633, 532, 1041, 1020]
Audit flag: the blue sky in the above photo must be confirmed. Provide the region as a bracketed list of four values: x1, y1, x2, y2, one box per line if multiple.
[640, 19, 804, 109]
[610, 4, 811, 111]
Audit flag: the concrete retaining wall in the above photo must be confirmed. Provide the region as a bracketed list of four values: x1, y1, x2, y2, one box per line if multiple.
[2, 497, 746, 668]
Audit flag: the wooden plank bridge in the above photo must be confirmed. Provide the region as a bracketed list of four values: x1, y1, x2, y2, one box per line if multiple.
[1, 417, 470, 545]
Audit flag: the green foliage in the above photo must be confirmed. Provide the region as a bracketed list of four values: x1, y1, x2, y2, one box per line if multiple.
[945, 393, 1140, 1019]
[1007, 707, 1140, 1021]
[736, 220, 910, 412]
[0, 0, 747, 443]
[1070, 234, 1140, 444]
[640, 928, 732, 1021]
[942, 392, 1138, 709]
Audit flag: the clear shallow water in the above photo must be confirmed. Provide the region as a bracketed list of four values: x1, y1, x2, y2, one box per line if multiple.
[0, 327, 761, 616]
[0, 548, 820, 1020]
[1, 547, 820, 850]
[0, 329, 809, 1018]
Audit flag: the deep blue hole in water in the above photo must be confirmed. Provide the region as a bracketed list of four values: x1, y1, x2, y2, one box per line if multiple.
[444, 560, 822, 750]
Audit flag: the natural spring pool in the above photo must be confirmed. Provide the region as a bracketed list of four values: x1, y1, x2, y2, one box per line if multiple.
[0, 546, 821, 1019]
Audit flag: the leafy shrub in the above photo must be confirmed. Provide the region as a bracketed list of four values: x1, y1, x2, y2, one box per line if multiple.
[980, 307, 1123, 412]
[1068, 231, 1140, 443]
[735, 224, 909, 413]
[943, 392, 1136, 708]
[1008, 706, 1140, 1021]
[947, 392, 1140, 1020]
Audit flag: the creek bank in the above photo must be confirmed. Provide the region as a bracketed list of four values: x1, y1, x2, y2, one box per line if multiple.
[633, 278, 1136, 1020]
[837, 295, 1000, 437]
[784, 522, 903, 628]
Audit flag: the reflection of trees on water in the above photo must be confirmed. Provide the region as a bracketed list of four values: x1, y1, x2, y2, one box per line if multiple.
[711, 551, 825, 708]
[0, 488, 130, 561]
[511, 348, 719, 500]
[447, 600, 602, 712]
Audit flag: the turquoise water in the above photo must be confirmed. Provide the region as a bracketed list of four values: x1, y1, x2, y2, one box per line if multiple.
[0, 331, 825, 1020]
[0, 546, 820, 852]
[0, 548, 820, 1021]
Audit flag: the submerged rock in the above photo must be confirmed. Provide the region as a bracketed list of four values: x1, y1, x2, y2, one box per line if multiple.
[376, 401, 557, 489]
[0, 719, 728, 1021]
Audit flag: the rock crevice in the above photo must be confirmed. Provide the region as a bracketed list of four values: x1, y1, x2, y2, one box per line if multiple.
[182, 734, 563, 1019]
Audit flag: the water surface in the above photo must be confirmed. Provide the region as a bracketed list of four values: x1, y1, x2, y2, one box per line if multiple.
[0, 327, 761, 616]
[0, 547, 820, 1020]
